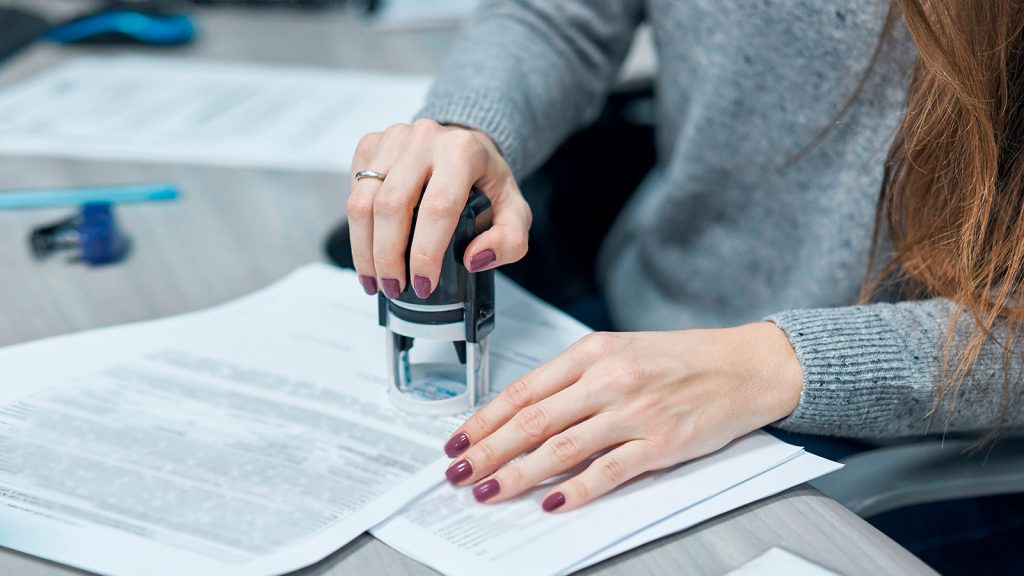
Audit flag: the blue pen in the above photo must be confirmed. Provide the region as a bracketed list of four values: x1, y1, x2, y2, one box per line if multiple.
[0, 183, 179, 210]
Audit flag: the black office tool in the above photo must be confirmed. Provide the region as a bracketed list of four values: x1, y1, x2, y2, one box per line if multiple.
[377, 190, 495, 415]
[0, 8, 50, 64]
[30, 203, 129, 266]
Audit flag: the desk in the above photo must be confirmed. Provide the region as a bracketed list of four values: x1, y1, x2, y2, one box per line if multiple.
[0, 5, 935, 575]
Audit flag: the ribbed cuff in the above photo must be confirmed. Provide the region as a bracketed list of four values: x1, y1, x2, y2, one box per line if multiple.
[415, 92, 526, 177]
[765, 306, 913, 437]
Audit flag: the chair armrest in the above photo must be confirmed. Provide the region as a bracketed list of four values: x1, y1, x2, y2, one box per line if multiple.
[812, 438, 1024, 517]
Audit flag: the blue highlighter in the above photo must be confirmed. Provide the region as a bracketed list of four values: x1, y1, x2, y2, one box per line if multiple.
[46, 0, 195, 46]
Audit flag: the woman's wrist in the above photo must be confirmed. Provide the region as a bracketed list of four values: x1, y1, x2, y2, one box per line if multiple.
[710, 322, 804, 429]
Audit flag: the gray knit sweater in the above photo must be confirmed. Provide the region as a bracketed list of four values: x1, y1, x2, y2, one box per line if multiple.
[417, 0, 1024, 439]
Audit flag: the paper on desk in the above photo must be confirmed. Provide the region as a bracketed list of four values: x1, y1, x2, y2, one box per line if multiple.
[372, 433, 805, 576]
[0, 56, 430, 172]
[726, 547, 839, 576]
[0, 263, 839, 576]
[570, 452, 842, 571]
[0, 264, 588, 576]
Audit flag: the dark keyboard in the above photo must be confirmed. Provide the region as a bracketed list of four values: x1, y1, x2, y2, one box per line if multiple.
[0, 8, 49, 64]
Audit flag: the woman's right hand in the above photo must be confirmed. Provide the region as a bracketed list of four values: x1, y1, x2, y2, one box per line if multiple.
[347, 119, 531, 299]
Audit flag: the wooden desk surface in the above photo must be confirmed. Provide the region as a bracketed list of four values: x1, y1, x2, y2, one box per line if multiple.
[0, 5, 935, 575]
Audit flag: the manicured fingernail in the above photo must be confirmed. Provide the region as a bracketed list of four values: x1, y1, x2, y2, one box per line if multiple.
[445, 459, 473, 484]
[444, 432, 470, 457]
[381, 277, 401, 299]
[473, 478, 500, 502]
[359, 275, 378, 295]
[413, 274, 432, 299]
[542, 492, 565, 512]
[469, 249, 496, 272]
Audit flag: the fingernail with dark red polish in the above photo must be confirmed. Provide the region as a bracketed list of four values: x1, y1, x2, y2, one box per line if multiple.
[473, 479, 500, 502]
[542, 492, 566, 512]
[359, 275, 378, 295]
[469, 249, 496, 273]
[413, 274, 432, 299]
[381, 278, 401, 299]
[445, 459, 473, 484]
[444, 432, 470, 457]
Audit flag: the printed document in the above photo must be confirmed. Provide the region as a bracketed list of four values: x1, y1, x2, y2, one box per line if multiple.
[0, 57, 430, 172]
[373, 433, 805, 576]
[0, 264, 838, 575]
[0, 265, 584, 575]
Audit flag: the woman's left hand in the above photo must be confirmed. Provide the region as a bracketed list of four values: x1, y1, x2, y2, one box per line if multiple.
[441, 323, 805, 512]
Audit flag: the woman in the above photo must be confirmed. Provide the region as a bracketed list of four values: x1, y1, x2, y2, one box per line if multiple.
[345, 1, 1024, 513]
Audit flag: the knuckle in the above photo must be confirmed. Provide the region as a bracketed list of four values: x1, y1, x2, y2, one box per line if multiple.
[645, 430, 674, 454]
[384, 122, 410, 137]
[500, 464, 525, 490]
[502, 379, 532, 410]
[576, 332, 617, 358]
[597, 457, 626, 485]
[347, 194, 374, 219]
[521, 199, 534, 229]
[474, 442, 497, 469]
[372, 250, 405, 270]
[419, 196, 459, 222]
[549, 434, 582, 464]
[354, 132, 379, 159]
[463, 413, 488, 438]
[446, 130, 485, 157]
[515, 405, 548, 439]
[512, 232, 529, 257]
[568, 478, 589, 503]
[412, 117, 441, 134]
[408, 248, 439, 271]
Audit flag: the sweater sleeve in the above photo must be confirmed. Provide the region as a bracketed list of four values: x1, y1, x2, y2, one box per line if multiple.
[766, 299, 1024, 439]
[415, 0, 645, 177]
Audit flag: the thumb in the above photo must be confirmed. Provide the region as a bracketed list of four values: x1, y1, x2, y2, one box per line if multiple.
[463, 192, 531, 272]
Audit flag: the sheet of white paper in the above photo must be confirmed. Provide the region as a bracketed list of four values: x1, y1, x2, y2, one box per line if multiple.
[0, 57, 430, 172]
[570, 452, 843, 571]
[0, 264, 588, 576]
[726, 547, 839, 576]
[372, 433, 805, 576]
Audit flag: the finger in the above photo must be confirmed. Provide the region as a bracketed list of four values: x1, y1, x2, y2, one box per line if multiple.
[541, 440, 657, 513]
[471, 410, 629, 503]
[372, 149, 430, 299]
[347, 131, 385, 294]
[407, 158, 481, 298]
[445, 380, 601, 487]
[443, 344, 591, 458]
[463, 192, 532, 273]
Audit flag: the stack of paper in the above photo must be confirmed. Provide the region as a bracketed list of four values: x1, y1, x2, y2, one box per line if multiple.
[0, 264, 838, 575]
[0, 57, 431, 172]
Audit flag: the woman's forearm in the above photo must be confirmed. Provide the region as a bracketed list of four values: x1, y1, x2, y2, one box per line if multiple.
[417, 0, 644, 177]
[768, 298, 1024, 438]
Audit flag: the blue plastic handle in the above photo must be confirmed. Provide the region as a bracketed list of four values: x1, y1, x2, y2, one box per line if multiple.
[77, 203, 127, 265]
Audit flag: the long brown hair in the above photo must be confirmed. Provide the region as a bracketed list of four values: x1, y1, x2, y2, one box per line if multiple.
[864, 1, 1024, 438]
